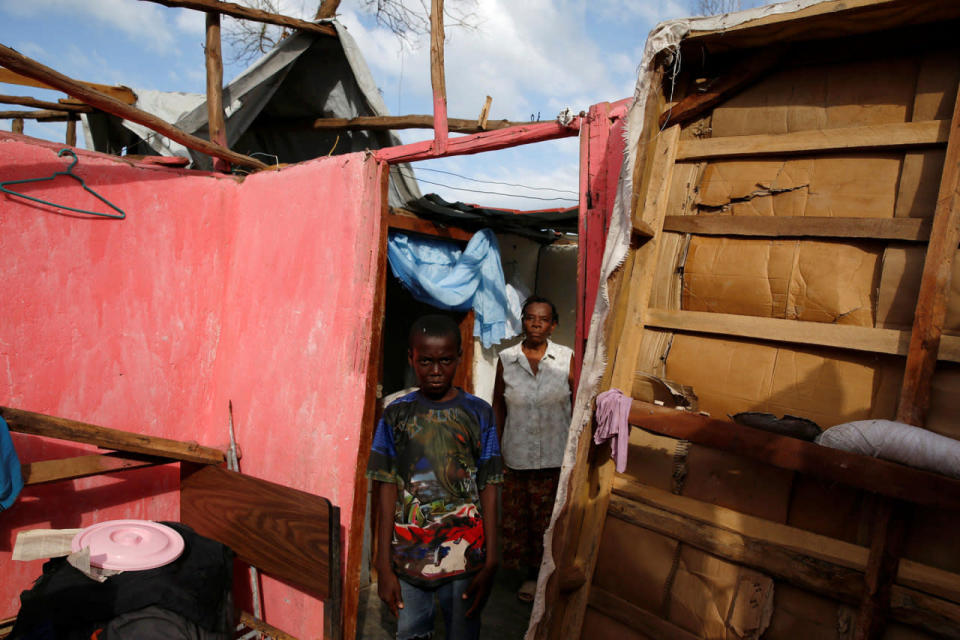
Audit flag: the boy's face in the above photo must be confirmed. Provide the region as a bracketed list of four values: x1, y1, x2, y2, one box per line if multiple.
[408, 332, 461, 400]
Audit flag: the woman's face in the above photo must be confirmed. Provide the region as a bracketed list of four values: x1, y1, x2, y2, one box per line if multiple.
[522, 302, 557, 342]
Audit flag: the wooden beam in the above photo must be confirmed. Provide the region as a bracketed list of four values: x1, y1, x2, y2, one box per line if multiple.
[0, 109, 72, 122]
[613, 477, 960, 605]
[1, 406, 225, 465]
[0, 68, 137, 104]
[0, 44, 268, 170]
[658, 50, 782, 128]
[65, 117, 77, 147]
[205, 7, 230, 173]
[374, 119, 581, 164]
[387, 211, 473, 242]
[430, 0, 448, 154]
[139, 0, 337, 37]
[306, 114, 533, 134]
[627, 399, 960, 511]
[644, 308, 960, 362]
[606, 492, 960, 638]
[22, 452, 166, 485]
[0, 94, 92, 113]
[315, 0, 341, 19]
[588, 587, 701, 640]
[11, 116, 23, 133]
[676, 119, 949, 161]
[477, 95, 492, 130]
[662, 215, 932, 241]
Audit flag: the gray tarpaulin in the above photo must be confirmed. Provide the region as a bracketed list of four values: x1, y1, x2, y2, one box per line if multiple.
[83, 21, 420, 208]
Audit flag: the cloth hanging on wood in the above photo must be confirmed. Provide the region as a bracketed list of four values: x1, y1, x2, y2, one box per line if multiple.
[594, 389, 632, 473]
[1, 415, 23, 511]
[387, 228, 514, 348]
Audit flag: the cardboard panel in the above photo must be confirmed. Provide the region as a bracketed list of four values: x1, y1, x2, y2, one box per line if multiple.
[583, 607, 655, 640]
[763, 583, 851, 640]
[683, 237, 881, 326]
[786, 475, 868, 544]
[712, 57, 918, 137]
[876, 246, 960, 331]
[593, 517, 679, 613]
[622, 428, 681, 493]
[664, 334, 902, 428]
[928, 365, 960, 440]
[697, 155, 902, 218]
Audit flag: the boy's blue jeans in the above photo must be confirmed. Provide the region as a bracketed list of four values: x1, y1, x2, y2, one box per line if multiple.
[397, 576, 482, 640]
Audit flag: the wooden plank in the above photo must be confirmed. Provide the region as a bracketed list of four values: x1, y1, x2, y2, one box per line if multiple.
[238, 611, 298, 640]
[628, 399, 960, 511]
[180, 465, 338, 601]
[0, 94, 92, 112]
[430, 0, 448, 154]
[0, 109, 72, 121]
[1, 406, 225, 465]
[612, 477, 960, 604]
[386, 210, 473, 242]
[587, 586, 701, 640]
[477, 95, 492, 129]
[0, 69, 137, 104]
[658, 51, 781, 128]
[306, 114, 532, 134]
[676, 119, 949, 160]
[22, 452, 166, 485]
[65, 117, 76, 147]
[139, 0, 337, 37]
[644, 308, 960, 362]
[606, 493, 960, 638]
[205, 8, 230, 173]
[374, 119, 580, 164]
[0, 44, 268, 170]
[662, 215, 932, 241]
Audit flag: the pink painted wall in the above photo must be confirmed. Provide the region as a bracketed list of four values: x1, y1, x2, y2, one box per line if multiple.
[0, 134, 383, 637]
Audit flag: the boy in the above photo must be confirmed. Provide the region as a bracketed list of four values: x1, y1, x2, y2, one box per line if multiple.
[367, 314, 502, 640]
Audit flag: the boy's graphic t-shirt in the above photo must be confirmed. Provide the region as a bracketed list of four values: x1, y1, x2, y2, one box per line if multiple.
[366, 389, 503, 587]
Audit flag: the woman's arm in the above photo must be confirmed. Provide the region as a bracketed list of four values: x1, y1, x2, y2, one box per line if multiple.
[568, 356, 575, 408]
[492, 359, 507, 443]
[374, 480, 403, 616]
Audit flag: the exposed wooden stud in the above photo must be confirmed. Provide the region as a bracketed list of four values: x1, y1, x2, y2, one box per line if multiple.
[662, 215, 932, 241]
[0, 94, 92, 113]
[139, 0, 337, 37]
[315, 0, 341, 19]
[658, 50, 782, 128]
[387, 210, 473, 242]
[374, 119, 581, 164]
[205, 6, 231, 173]
[65, 117, 77, 146]
[477, 95, 492, 130]
[627, 399, 960, 511]
[22, 452, 166, 485]
[305, 114, 532, 134]
[0, 109, 72, 122]
[588, 587, 701, 640]
[0, 44, 268, 170]
[613, 477, 960, 605]
[1, 405, 225, 465]
[606, 493, 960, 638]
[0, 68, 137, 104]
[11, 117, 23, 134]
[430, 0, 448, 154]
[676, 119, 949, 160]
[643, 308, 960, 362]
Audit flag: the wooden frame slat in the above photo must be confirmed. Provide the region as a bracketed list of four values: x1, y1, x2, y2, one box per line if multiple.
[676, 119, 949, 161]
[140, 0, 337, 37]
[662, 215, 932, 241]
[22, 452, 166, 485]
[0, 69, 136, 104]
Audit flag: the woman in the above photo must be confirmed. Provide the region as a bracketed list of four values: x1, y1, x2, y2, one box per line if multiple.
[493, 295, 574, 602]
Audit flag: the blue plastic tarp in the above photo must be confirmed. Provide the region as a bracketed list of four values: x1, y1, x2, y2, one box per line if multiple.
[1, 415, 23, 511]
[387, 228, 516, 348]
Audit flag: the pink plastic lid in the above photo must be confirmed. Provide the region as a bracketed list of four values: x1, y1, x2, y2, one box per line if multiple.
[71, 520, 185, 571]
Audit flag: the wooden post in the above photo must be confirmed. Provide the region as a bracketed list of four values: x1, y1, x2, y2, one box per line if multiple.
[11, 117, 23, 134]
[853, 83, 960, 640]
[430, 0, 448, 154]
[0, 43, 267, 170]
[65, 116, 77, 146]
[315, 0, 341, 18]
[477, 96, 492, 130]
[205, 5, 231, 173]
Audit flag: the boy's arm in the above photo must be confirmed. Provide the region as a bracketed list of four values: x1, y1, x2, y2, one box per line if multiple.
[492, 359, 506, 442]
[374, 480, 404, 617]
[463, 482, 499, 617]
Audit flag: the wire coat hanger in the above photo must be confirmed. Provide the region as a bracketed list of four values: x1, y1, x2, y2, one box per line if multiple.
[0, 148, 126, 219]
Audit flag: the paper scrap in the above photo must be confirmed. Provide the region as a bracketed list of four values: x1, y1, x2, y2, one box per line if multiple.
[66, 546, 122, 583]
[12, 529, 83, 561]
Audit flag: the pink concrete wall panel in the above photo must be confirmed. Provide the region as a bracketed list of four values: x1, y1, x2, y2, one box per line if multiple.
[0, 134, 384, 637]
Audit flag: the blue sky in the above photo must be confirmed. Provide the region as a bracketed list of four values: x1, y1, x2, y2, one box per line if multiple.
[0, 0, 714, 209]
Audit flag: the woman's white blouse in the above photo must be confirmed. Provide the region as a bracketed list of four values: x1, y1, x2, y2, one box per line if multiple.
[499, 339, 573, 470]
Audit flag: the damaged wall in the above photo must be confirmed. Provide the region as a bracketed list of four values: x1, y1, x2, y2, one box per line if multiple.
[0, 134, 385, 638]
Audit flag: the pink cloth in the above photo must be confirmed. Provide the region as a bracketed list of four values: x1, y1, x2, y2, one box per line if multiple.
[594, 389, 632, 473]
